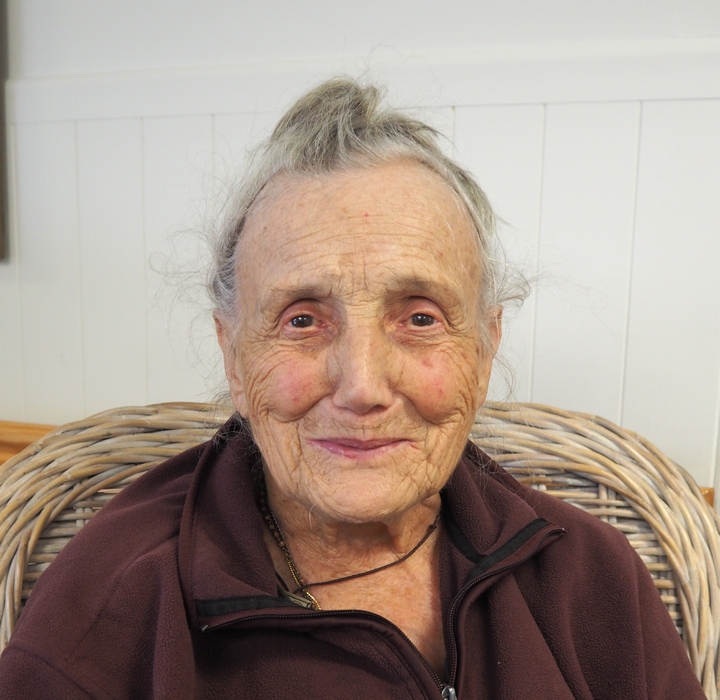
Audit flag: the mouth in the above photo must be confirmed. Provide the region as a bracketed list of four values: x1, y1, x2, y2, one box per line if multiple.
[307, 437, 410, 460]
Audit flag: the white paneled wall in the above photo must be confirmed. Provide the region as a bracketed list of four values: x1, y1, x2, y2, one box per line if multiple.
[623, 100, 720, 484]
[454, 94, 720, 489]
[1, 43, 719, 494]
[454, 104, 546, 402]
[77, 119, 146, 414]
[0, 131, 23, 418]
[15, 122, 84, 423]
[532, 102, 639, 420]
[143, 115, 217, 404]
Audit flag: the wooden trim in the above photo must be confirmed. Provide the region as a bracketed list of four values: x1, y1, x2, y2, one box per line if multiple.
[0, 421, 55, 466]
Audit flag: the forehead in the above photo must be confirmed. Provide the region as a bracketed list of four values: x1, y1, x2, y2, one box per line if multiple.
[236, 160, 481, 309]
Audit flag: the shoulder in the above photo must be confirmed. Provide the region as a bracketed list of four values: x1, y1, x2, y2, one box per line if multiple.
[480, 463, 705, 697]
[524, 486, 645, 588]
[470, 449, 665, 613]
[41, 439, 207, 576]
[465, 442, 638, 559]
[527, 485, 635, 551]
[4, 440, 211, 672]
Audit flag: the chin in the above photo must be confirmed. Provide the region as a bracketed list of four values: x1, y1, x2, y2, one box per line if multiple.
[312, 478, 435, 524]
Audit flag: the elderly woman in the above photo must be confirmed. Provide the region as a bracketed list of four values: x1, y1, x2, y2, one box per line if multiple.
[0, 79, 705, 699]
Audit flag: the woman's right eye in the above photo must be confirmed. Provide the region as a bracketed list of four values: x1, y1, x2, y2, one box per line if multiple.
[289, 315, 314, 328]
[409, 313, 436, 327]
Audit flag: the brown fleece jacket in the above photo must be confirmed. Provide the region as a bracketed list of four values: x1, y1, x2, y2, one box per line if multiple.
[0, 418, 706, 699]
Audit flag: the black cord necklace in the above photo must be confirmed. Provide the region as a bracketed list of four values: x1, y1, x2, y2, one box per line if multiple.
[258, 479, 440, 611]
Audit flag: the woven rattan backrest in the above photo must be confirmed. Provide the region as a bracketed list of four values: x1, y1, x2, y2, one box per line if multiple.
[472, 403, 720, 698]
[0, 403, 230, 650]
[0, 401, 718, 697]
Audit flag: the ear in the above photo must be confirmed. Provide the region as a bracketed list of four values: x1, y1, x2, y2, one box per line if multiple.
[487, 305, 503, 357]
[214, 312, 250, 417]
[476, 306, 503, 406]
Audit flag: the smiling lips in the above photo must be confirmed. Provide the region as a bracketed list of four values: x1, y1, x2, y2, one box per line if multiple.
[308, 437, 410, 460]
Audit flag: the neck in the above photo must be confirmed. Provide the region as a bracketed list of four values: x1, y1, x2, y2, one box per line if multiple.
[263, 472, 442, 586]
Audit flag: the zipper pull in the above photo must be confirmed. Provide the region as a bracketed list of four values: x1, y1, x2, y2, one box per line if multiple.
[441, 686, 457, 700]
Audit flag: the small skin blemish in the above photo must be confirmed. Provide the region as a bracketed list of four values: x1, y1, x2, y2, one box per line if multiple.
[363, 212, 370, 217]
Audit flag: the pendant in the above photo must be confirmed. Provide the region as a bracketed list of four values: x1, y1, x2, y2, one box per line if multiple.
[279, 587, 321, 610]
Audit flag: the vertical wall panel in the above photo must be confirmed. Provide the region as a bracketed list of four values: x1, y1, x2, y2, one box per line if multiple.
[454, 104, 545, 401]
[213, 111, 280, 191]
[624, 100, 720, 488]
[143, 116, 220, 404]
[0, 126, 25, 420]
[411, 106, 456, 151]
[0, 250, 24, 420]
[0, 239, 25, 420]
[15, 121, 84, 423]
[77, 119, 146, 414]
[532, 102, 640, 420]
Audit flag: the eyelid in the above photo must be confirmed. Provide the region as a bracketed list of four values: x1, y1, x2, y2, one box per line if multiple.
[278, 299, 335, 333]
[279, 299, 319, 321]
[404, 297, 445, 320]
[282, 312, 317, 331]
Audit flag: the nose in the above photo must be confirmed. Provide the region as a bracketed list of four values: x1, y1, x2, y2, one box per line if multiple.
[327, 320, 395, 415]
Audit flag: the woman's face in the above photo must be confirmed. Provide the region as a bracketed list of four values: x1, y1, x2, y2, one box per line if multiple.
[217, 160, 500, 525]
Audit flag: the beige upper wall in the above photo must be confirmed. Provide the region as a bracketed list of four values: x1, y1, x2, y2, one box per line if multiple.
[7, 0, 720, 79]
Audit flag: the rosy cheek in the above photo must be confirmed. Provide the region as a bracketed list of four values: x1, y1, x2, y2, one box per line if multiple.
[263, 358, 325, 419]
[410, 355, 467, 419]
[432, 382, 446, 401]
[419, 377, 451, 414]
[412, 352, 477, 420]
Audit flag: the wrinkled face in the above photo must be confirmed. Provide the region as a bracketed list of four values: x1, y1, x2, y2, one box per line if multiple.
[217, 160, 500, 524]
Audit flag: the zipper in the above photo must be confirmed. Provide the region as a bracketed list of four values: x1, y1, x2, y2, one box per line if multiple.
[199, 523, 564, 700]
[203, 608, 448, 697]
[443, 526, 565, 692]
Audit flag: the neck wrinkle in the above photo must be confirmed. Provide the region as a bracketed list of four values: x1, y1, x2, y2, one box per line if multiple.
[266, 476, 442, 585]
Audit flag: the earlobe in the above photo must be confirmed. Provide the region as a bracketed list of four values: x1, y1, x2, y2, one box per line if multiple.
[214, 313, 250, 417]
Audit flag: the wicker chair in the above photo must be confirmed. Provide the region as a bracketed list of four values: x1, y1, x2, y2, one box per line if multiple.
[0, 401, 718, 698]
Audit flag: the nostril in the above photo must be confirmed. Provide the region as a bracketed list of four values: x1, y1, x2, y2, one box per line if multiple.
[330, 359, 394, 414]
[331, 376, 393, 414]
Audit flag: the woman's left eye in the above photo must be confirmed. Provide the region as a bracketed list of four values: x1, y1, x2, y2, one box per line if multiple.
[410, 313, 436, 327]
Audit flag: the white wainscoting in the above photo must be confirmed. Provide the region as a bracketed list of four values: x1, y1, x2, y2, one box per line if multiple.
[1, 44, 719, 498]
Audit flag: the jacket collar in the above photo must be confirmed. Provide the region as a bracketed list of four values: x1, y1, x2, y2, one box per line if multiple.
[178, 417, 562, 630]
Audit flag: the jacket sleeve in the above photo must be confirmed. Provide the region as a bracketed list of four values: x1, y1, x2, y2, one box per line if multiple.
[0, 646, 95, 699]
[516, 495, 708, 699]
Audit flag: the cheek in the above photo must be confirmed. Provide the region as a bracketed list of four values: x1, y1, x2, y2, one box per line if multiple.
[410, 347, 481, 420]
[245, 352, 327, 420]
[421, 357, 449, 401]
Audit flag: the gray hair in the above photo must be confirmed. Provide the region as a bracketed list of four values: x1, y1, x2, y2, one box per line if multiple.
[209, 77, 525, 349]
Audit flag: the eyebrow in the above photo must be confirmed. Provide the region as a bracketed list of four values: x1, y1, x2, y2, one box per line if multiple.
[259, 275, 466, 314]
[258, 282, 335, 315]
[381, 275, 467, 309]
